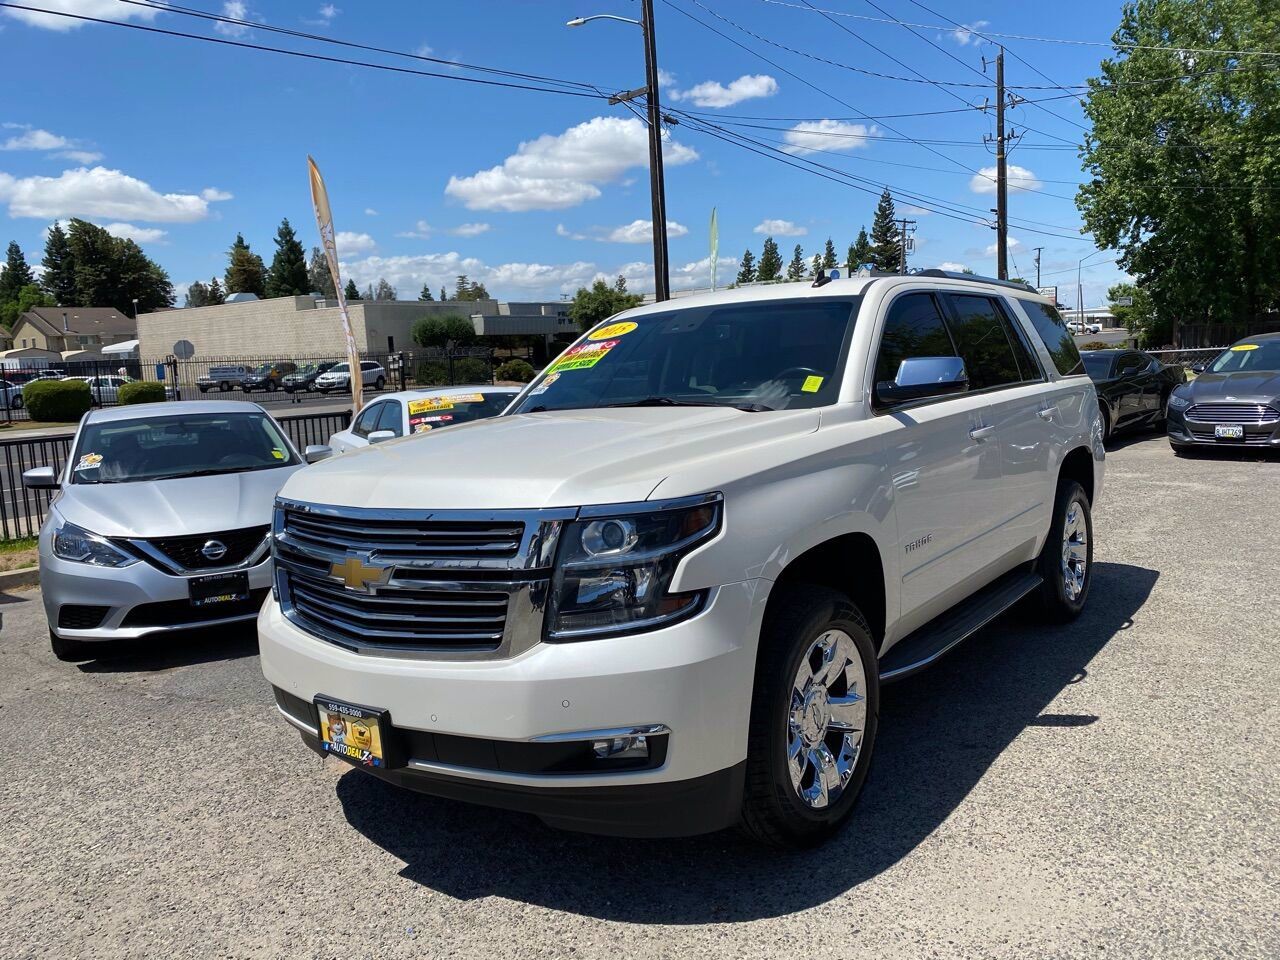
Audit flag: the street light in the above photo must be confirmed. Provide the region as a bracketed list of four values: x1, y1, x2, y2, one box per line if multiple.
[132, 298, 139, 321]
[566, 1, 670, 301]
[1077, 250, 1107, 325]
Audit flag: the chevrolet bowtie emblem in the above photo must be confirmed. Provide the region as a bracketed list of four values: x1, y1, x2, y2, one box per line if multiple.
[329, 555, 392, 592]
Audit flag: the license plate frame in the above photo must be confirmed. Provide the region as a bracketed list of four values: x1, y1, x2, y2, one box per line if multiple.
[314, 696, 393, 768]
[188, 570, 250, 607]
[1214, 424, 1245, 440]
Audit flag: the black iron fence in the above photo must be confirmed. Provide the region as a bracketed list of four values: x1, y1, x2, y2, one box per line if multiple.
[0, 409, 350, 541]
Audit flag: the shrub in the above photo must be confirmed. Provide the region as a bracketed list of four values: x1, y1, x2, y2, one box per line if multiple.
[453, 357, 491, 384]
[415, 361, 450, 386]
[411, 314, 477, 349]
[1079, 340, 1110, 351]
[495, 359, 535, 383]
[118, 380, 166, 405]
[24, 379, 92, 422]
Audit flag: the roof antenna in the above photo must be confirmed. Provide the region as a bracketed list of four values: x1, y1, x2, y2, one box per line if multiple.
[812, 267, 837, 288]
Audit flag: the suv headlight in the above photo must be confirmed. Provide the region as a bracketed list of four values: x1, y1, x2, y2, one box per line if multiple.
[52, 519, 138, 567]
[546, 495, 722, 641]
[1168, 391, 1191, 410]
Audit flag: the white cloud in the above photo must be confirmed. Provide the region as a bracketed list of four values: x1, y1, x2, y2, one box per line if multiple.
[937, 261, 968, 272]
[782, 120, 877, 156]
[1, 0, 159, 31]
[450, 222, 490, 237]
[902, 205, 933, 217]
[340, 252, 598, 298]
[396, 219, 433, 239]
[364, 207, 378, 216]
[102, 222, 167, 244]
[214, 1, 253, 37]
[445, 116, 697, 212]
[0, 166, 220, 222]
[54, 149, 103, 163]
[335, 230, 376, 253]
[200, 187, 233, 202]
[318, 3, 338, 19]
[949, 21, 989, 46]
[970, 164, 1042, 194]
[595, 255, 738, 294]
[556, 224, 588, 241]
[2, 128, 70, 151]
[753, 218, 807, 237]
[605, 220, 688, 243]
[667, 74, 778, 108]
[984, 237, 1023, 256]
[397, 220, 489, 239]
[414, 42, 434, 57]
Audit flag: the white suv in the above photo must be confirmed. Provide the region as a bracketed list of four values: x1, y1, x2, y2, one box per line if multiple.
[260, 271, 1103, 846]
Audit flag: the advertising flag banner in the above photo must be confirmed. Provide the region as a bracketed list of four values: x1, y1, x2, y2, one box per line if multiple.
[709, 207, 719, 291]
[307, 156, 365, 412]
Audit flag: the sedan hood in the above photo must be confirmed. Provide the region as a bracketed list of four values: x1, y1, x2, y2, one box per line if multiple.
[57, 465, 303, 538]
[281, 406, 821, 510]
[1184, 370, 1280, 401]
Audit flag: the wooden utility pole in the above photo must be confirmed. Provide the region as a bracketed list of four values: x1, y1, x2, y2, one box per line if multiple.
[897, 218, 916, 275]
[995, 47, 1009, 281]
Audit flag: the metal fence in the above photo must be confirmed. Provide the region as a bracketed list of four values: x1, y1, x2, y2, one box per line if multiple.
[0, 409, 350, 541]
[1146, 347, 1227, 370]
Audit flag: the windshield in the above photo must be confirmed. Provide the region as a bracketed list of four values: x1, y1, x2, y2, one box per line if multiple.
[510, 298, 861, 414]
[252, 364, 272, 375]
[407, 392, 513, 433]
[329, 363, 349, 374]
[1081, 353, 1114, 379]
[294, 364, 318, 375]
[71, 412, 297, 484]
[1209, 340, 1280, 373]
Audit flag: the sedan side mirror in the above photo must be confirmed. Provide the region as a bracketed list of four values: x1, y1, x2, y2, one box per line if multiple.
[876, 356, 969, 405]
[367, 430, 396, 445]
[22, 465, 59, 489]
[303, 444, 333, 464]
[1189, 362, 1207, 375]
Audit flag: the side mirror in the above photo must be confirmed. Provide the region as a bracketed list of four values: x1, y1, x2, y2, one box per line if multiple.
[22, 465, 59, 490]
[303, 444, 333, 464]
[367, 430, 396, 445]
[1189, 362, 1207, 375]
[876, 356, 969, 405]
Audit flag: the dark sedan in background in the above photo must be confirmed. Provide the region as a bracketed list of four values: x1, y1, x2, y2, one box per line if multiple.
[1081, 348, 1188, 443]
[1167, 333, 1280, 453]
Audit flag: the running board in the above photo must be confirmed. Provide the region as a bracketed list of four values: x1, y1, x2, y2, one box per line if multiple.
[878, 567, 1043, 683]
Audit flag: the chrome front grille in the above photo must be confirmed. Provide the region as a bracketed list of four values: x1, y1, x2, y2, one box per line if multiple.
[273, 499, 574, 659]
[1187, 427, 1270, 444]
[1185, 403, 1280, 424]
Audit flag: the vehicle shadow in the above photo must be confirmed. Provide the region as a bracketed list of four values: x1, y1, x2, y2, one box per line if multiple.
[336, 561, 1157, 924]
[75, 621, 259, 673]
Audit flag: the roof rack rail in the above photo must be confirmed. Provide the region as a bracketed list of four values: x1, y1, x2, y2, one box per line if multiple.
[910, 269, 1039, 294]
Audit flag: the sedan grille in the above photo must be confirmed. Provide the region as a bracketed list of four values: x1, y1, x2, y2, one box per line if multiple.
[1185, 402, 1280, 424]
[1187, 427, 1271, 445]
[146, 525, 270, 571]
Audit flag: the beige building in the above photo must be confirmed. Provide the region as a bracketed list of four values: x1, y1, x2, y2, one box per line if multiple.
[9, 306, 136, 353]
[137, 295, 576, 359]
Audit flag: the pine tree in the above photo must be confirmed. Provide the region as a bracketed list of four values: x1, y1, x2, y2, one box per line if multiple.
[454, 275, 471, 300]
[373, 278, 396, 301]
[41, 222, 77, 306]
[847, 227, 871, 273]
[418, 283, 435, 301]
[757, 237, 783, 282]
[344, 279, 361, 300]
[207, 277, 225, 305]
[822, 237, 838, 270]
[869, 189, 902, 273]
[736, 248, 757, 284]
[265, 218, 309, 298]
[614, 274, 629, 293]
[439, 286, 446, 302]
[364, 283, 374, 300]
[786, 244, 806, 281]
[810, 253, 822, 277]
[0, 241, 36, 305]
[225, 233, 266, 297]
[307, 246, 336, 298]
[186, 280, 210, 307]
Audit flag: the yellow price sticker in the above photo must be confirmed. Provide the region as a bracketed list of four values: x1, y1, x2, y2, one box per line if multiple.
[801, 375, 824, 393]
[1230, 344, 1259, 352]
[588, 321, 637, 341]
[408, 396, 455, 414]
[271, 448, 285, 460]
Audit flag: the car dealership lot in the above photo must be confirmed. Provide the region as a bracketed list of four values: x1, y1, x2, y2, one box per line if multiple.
[0, 438, 1276, 960]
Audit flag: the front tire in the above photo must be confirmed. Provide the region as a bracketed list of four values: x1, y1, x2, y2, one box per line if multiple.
[741, 584, 879, 848]
[374, 376, 385, 390]
[1034, 479, 1093, 621]
[1099, 401, 1113, 445]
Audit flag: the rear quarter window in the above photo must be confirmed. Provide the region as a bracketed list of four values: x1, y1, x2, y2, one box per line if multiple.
[1016, 299, 1084, 377]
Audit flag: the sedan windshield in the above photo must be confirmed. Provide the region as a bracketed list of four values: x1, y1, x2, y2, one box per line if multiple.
[71, 412, 296, 484]
[510, 298, 861, 414]
[1081, 353, 1114, 379]
[1210, 340, 1280, 373]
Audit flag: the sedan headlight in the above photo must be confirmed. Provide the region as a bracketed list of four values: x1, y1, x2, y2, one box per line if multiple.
[546, 496, 722, 641]
[1168, 392, 1191, 410]
[52, 519, 138, 567]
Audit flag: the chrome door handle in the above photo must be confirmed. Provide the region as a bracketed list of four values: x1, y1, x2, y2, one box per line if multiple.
[1037, 405, 1058, 421]
[969, 425, 997, 441]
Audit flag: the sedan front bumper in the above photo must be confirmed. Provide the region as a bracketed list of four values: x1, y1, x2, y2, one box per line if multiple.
[1168, 407, 1280, 448]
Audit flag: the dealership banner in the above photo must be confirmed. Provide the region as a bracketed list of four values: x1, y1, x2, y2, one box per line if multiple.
[307, 156, 365, 411]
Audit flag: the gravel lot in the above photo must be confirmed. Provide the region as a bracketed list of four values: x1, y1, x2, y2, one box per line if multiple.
[1, 435, 1277, 960]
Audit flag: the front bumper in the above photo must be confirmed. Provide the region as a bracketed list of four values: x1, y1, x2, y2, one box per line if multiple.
[259, 580, 766, 836]
[1167, 408, 1280, 448]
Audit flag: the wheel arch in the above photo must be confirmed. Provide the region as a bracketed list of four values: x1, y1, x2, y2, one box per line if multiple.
[767, 533, 887, 650]
[1059, 444, 1095, 504]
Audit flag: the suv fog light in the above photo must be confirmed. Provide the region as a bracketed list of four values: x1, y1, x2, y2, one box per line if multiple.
[592, 735, 649, 760]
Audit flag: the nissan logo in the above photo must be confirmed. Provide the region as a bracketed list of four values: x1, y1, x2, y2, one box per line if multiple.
[201, 540, 228, 561]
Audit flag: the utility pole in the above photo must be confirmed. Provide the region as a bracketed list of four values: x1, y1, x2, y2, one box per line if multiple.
[1033, 246, 1043, 288]
[896, 218, 916, 275]
[640, 0, 670, 302]
[994, 47, 1008, 281]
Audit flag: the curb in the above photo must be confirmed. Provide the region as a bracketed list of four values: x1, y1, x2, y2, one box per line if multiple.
[0, 566, 39, 590]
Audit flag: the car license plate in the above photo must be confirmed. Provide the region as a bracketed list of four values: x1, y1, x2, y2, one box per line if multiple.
[1214, 424, 1244, 440]
[314, 697, 388, 768]
[188, 570, 250, 607]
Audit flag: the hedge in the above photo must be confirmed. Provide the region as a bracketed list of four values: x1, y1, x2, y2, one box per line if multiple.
[24, 379, 92, 422]
[118, 380, 167, 405]
[453, 357, 491, 384]
[495, 359, 535, 383]
[415, 361, 450, 386]
[1079, 340, 1111, 351]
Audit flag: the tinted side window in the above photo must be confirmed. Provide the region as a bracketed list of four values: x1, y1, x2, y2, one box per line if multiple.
[376, 401, 404, 436]
[945, 294, 1022, 390]
[352, 403, 384, 437]
[873, 293, 957, 386]
[1017, 299, 1083, 376]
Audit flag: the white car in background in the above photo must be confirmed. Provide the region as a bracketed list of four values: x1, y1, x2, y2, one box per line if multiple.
[314, 360, 387, 394]
[68, 374, 134, 405]
[318, 386, 521, 457]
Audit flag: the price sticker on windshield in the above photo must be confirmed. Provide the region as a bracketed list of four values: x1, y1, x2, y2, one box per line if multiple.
[1230, 344, 1259, 352]
[74, 453, 103, 471]
[408, 396, 454, 414]
[588, 321, 637, 341]
[549, 340, 619, 372]
[801, 375, 824, 393]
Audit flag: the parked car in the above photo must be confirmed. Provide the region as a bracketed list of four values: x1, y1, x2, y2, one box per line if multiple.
[319, 387, 522, 456]
[1081, 348, 1187, 443]
[0, 379, 23, 410]
[1166, 332, 1280, 453]
[313, 360, 386, 394]
[242, 361, 298, 393]
[1069, 320, 1103, 336]
[281, 361, 341, 394]
[260, 272, 1104, 845]
[23, 400, 306, 662]
[198, 365, 253, 392]
[68, 374, 135, 406]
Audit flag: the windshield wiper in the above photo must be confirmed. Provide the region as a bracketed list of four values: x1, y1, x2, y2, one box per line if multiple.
[603, 396, 723, 408]
[146, 467, 259, 481]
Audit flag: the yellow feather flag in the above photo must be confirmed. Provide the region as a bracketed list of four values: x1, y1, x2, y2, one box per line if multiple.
[709, 206, 719, 291]
[307, 156, 365, 413]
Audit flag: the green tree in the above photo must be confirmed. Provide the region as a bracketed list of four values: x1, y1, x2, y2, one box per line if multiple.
[810, 253, 822, 277]
[265, 218, 309, 298]
[1108, 281, 1164, 346]
[307, 246, 336, 298]
[373, 277, 397, 301]
[418, 283, 435, 301]
[847, 227, 871, 273]
[757, 237, 783, 282]
[453, 275, 490, 301]
[344, 279, 361, 300]
[412, 313, 477, 348]
[439, 286, 447, 301]
[786, 244, 806, 281]
[1078, 0, 1280, 340]
[736, 248, 757, 284]
[41, 222, 77, 306]
[821, 237, 838, 270]
[0, 283, 54, 329]
[0, 241, 36, 305]
[60, 219, 173, 313]
[567, 278, 643, 331]
[207, 276, 225, 305]
[870, 189, 902, 273]
[225, 233, 267, 297]
[186, 280, 210, 307]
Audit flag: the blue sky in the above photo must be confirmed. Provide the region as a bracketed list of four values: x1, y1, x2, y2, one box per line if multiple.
[0, 0, 1131, 307]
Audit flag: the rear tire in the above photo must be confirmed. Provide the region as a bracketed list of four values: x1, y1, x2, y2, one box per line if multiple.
[11, 394, 22, 409]
[741, 584, 879, 848]
[1099, 401, 1113, 445]
[374, 376, 385, 390]
[49, 630, 97, 663]
[1034, 479, 1093, 621]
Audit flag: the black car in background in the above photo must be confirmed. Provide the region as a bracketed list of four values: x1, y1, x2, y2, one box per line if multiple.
[1081, 348, 1187, 443]
[281, 360, 340, 393]
[1166, 333, 1280, 454]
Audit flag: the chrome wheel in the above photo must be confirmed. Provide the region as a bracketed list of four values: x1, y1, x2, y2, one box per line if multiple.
[1061, 499, 1088, 601]
[787, 629, 867, 810]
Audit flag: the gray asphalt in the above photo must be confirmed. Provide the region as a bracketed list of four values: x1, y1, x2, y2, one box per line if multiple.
[0, 434, 1277, 959]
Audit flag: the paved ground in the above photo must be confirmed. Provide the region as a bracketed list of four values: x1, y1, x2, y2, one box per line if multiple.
[0, 435, 1276, 960]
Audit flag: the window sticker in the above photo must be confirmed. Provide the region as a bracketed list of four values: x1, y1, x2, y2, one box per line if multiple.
[271, 448, 285, 460]
[801, 375, 824, 393]
[549, 339, 620, 372]
[449, 392, 486, 403]
[413, 423, 433, 434]
[408, 396, 455, 414]
[74, 453, 103, 471]
[1230, 344, 1259, 352]
[530, 372, 560, 395]
[588, 321, 637, 341]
